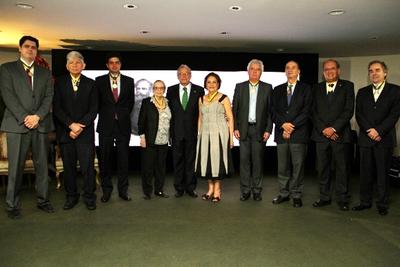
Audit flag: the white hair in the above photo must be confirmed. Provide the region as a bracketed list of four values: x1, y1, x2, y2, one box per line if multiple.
[66, 51, 85, 64]
[177, 64, 192, 75]
[247, 59, 264, 72]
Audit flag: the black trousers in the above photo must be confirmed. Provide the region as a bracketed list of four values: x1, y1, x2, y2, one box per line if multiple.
[315, 141, 350, 202]
[172, 138, 197, 193]
[239, 125, 265, 194]
[99, 120, 130, 196]
[60, 142, 96, 203]
[359, 146, 393, 209]
[141, 144, 168, 195]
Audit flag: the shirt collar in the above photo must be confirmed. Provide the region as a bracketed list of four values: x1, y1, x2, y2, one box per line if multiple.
[20, 57, 34, 68]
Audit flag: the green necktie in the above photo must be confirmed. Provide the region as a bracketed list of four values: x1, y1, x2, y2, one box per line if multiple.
[182, 87, 188, 110]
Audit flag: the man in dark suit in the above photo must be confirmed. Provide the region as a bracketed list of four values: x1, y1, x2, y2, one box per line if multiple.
[271, 60, 312, 208]
[53, 51, 98, 210]
[353, 60, 400, 216]
[232, 59, 273, 201]
[0, 36, 54, 219]
[311, 59, 354, 211]
[96, 53, 135, 202]
[166, 64, 204, 198]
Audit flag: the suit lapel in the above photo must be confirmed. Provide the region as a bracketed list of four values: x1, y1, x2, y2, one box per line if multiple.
[375, 83, 389, 104]
[104, 77, 116, 103]
[17, 61, 32, 91]
[255, 82, 264, 120]
[186, 84, 198, 111]
[289, 82, 300, 107]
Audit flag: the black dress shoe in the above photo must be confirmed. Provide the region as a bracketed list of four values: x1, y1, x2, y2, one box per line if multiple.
[253, 193, 262, 201]
[312, 199, 331, 208]
[378, 207, 388, 216]
[63, 199, 79, 210]
[186, 191, 198, 198]
[175, 191, 184, 198]
[7, 209, 21, 219]
[37, 202, 55, 213]
[101, 192, 111, 203]
[86, 202, 96, 211]
[155, 192, 169, 198]
[143, 194, 151, 200]
[338, 202, 350, 211]
[119, 194, 132, 201]
[272, 195, 290, 204]
[240, 192, 251, 201]
[293, 198, 303, 208]
[352, 204, 372, 211]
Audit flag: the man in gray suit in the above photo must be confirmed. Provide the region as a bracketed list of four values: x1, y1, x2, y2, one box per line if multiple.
[232, 59, 273, 201]
[0, 36, 54, 219]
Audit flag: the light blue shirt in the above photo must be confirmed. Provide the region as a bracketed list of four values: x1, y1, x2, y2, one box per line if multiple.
[248, 82, 259, 123]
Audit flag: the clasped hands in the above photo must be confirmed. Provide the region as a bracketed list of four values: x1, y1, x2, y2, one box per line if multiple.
[322, 127, 339, 141]
[69, 122, 85, 139]
[24, 115, 40, 129]
[282, 122, 295, 140]
[366, 128, 381, 142]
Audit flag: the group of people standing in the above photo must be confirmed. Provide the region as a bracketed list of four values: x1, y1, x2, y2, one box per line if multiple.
[1, 36, 399, 219]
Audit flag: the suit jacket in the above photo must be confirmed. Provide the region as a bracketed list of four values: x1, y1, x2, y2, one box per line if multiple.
[311, 79, 354, 143]
[356, 82, 400, 148]
[0, 60, 54, 133]
[166, 83, 204, 141]
[232, 80, 273, 141]
[53, 74, 98, 144]
[95, 74, 135, 136]
[138, 97, 170, 146]
[272, 81, 312, 144]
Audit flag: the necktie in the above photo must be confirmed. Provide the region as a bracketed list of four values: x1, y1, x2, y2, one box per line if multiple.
[373, 83, 383, 102]
[112, 80, 119, 102]
[287, 84, 293, 105]
[182, 87, 188, 110]
[22, 62, 33, 88]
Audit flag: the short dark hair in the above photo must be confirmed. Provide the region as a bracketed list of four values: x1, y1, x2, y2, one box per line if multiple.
[106, 52, 122, 63]
[323, 59, 340, 69]
[19, 35, 39, 48]
[204, 72, 221, 89]
[368, 60, 388, 72]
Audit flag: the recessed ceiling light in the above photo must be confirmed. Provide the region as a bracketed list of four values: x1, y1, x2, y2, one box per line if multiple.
[229, 6, 242, 11]
[140, 30, 149, 34]
[123, 4, 138, 9]
[329, 9, 345, 16]
[16, 3, 34, 9]
[276, 48, 285, 52]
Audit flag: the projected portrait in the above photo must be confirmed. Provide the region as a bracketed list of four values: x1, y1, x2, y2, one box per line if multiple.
[131, 78, 153, 135]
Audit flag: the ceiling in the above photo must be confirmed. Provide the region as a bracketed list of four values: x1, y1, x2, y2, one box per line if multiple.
[0, 0, 399, 57]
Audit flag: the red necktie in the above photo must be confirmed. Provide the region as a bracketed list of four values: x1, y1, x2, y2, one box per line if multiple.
[112, 80, 119, 102]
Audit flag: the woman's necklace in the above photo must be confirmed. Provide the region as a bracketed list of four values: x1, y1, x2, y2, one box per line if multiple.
[207, 91, 218, 102]
[154, 96, 166, 109]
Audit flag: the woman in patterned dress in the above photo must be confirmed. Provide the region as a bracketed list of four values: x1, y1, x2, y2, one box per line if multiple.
[195, 73, 234, 202]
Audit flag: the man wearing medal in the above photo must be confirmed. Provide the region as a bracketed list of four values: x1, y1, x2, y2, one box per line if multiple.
[53, 51, 98, 210]
[1, 36, 55, 219]
[95, 53, 135, 203]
